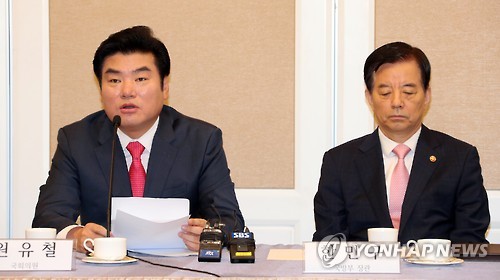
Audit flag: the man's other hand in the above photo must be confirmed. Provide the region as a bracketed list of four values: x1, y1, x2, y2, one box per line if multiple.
[179, 218, 207, 251]
[67, 223, 108, 253]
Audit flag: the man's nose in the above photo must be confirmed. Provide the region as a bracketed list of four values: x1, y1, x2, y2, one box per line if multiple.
[391, 91, 403, 108]
[120, 80, 135, 98]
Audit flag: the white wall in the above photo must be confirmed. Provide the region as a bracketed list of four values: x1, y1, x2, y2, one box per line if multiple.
[7, 0, 50, 237]
[0, 0, 10, 238]
[487, 191, 500, 242]
[334, 0, 374, 145]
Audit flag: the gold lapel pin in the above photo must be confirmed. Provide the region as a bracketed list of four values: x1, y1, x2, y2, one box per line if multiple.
[429, 155, 437, 163]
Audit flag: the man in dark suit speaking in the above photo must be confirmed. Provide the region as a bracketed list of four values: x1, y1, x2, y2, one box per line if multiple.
[32, 26, 244, 252]
[313, 42, 489, 244]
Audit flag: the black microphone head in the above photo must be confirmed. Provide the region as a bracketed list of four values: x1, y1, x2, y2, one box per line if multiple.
[112, 115, 121, 127]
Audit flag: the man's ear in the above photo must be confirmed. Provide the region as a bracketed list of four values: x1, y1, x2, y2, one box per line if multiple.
[162, 77, 169, 100]
[425, 86, 432, 105]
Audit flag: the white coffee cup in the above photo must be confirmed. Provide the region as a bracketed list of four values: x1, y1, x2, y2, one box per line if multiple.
[367, 228, 398, 242]
[25, 228, 57, 239]
[83, 237, 127, 261]
[417, 239, 451, 261]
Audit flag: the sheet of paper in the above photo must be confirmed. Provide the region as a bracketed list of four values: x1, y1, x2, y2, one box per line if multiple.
[111, 197, 189, 221]
[111, 197, 190, 252]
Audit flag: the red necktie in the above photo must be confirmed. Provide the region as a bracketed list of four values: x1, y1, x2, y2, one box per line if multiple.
[389, 144, 411, 229]
[126, 141, 146, 197]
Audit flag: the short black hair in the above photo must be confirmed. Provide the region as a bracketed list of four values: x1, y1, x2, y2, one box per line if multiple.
[92, 25, 171, 87]
[364, 41, 431, 92]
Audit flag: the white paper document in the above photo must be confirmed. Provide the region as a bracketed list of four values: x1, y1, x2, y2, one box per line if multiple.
[111, 197, 195, 256]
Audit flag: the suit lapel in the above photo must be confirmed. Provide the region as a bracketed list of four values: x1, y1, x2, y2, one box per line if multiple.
[95, 116, 131, 197]
[143, 109, 179, 197]
[355, 129, 393, 227]
[399, 126, 441, 231]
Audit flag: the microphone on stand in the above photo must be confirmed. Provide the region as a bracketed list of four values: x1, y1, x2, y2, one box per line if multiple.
[106, 115, 121, 237]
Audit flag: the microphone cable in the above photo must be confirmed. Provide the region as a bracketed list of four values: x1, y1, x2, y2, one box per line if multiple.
[210, 201, 222, 227]
[128, 253, 221, 277]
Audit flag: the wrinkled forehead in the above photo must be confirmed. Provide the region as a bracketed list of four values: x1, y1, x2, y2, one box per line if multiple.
[373, 59, 424, 86]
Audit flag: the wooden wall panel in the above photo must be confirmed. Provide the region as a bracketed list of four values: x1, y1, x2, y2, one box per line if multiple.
[49, 0, 295, 188]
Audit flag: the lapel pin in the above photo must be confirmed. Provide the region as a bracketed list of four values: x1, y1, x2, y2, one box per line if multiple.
[429, 155, 437, 163]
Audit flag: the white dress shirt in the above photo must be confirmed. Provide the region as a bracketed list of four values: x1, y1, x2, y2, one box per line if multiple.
[117, 117, 159, 173]
[379, 127, 421, 206]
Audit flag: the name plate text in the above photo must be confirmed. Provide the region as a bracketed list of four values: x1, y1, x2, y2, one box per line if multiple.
[304, 241, 400, 273]
[0, 239, 73, 271]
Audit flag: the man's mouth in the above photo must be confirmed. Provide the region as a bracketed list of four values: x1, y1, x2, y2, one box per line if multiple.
[389, 115, 407, 120]
[121, 104, 137, 109]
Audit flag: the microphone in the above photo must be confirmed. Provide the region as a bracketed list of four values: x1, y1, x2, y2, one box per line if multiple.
[198, 202, 225, 262]
[228, 210, 255, 263]
[106, 115, 121, 237]
[228, 226, 256, 263]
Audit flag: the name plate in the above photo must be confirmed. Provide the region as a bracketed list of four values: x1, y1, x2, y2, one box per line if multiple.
[0, 239, 73, 271]
[304, 241, 400, 273]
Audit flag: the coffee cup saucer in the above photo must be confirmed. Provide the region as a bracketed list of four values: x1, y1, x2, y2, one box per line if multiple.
[404, 256, 463, 265]
[82, 255, 137, 264]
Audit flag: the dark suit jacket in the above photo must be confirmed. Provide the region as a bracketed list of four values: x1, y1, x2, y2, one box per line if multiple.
[33, 105, 244, 237]
[313, 125, 490, 244]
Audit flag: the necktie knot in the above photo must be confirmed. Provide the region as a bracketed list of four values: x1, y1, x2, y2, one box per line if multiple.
[127, 141, 145, 159]
[393, 144, 410, 159]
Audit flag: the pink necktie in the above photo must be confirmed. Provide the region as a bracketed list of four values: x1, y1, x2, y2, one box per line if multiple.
[126, 141, 146, 197]
[389, 144, 411, 229]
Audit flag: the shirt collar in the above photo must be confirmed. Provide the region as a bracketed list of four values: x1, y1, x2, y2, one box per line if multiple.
[379, 126, 421, 157]
[117, 117, 159, 153]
